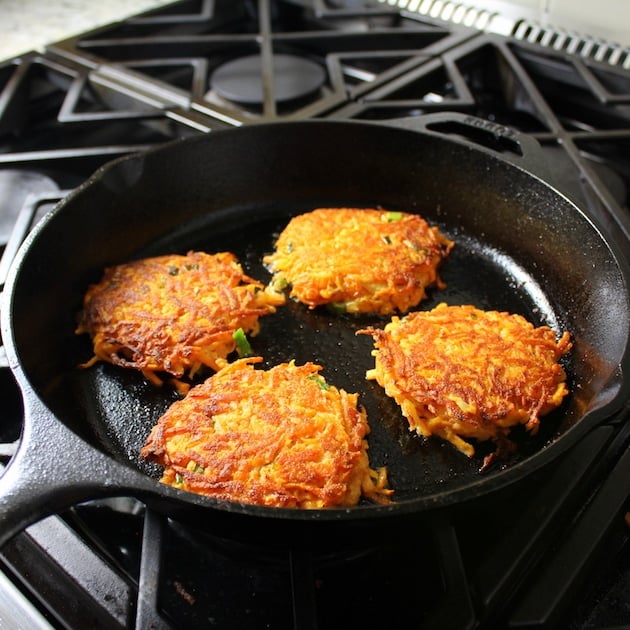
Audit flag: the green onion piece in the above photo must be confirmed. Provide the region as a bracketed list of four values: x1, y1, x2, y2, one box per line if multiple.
[233, 327, 252, 357]
[326, 302, 347, 314]
[386, 211, 403, 222]
[175, 473, 183, 485]
[273, 276, 289, 291]
[307, 375, 330, 391]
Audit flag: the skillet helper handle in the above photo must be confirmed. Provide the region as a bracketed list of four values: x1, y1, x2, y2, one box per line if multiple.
[385, 112, 558, 186]
[0, 393, 155, 548]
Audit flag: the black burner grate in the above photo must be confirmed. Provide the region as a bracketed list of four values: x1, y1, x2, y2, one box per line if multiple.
[42, 0, 474, 123]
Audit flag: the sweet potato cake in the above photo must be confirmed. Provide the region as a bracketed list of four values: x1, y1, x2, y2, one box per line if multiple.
[76, 251, 284, 388]
[263, 207, 453, 314]
[141, 357, 392, 508]
[360, 303, 572, 458]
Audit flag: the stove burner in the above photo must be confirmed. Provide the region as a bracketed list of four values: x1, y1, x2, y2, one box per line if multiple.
[210, 54, 326, 105]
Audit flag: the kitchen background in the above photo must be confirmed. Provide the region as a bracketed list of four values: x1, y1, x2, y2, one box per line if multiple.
[1, 0, 628, 63]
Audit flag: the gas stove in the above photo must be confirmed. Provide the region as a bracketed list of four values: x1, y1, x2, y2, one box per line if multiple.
[0, 2, 629, 628]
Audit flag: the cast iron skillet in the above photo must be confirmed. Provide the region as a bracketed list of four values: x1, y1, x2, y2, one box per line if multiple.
[1, 113, 629, 546]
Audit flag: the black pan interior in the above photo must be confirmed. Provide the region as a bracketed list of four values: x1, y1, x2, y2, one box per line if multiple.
[7, 119, 629, 510]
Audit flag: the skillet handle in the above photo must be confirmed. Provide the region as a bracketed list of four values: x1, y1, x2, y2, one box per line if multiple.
[384, 112, 559, 186]
[0, 392, 156, 548]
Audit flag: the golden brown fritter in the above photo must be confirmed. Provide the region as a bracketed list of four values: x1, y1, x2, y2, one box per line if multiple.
[360, 303, 572, 457]
[263, 208, 453, 315]
[141, 357, 392, 508]
[76, 251, 284, 389]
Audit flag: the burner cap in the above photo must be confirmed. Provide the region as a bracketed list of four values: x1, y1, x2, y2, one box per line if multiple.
[210, 54, 326, 105]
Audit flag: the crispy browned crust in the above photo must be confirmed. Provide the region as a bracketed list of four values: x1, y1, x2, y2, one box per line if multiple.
[263, 208, 453, 314]
[360, 303, 572, 456]
[76, 251, 284, 387]
[141, 357, 392, 508]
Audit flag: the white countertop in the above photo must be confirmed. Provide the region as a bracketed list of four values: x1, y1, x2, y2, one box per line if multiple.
[0, 0, 175, 62]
